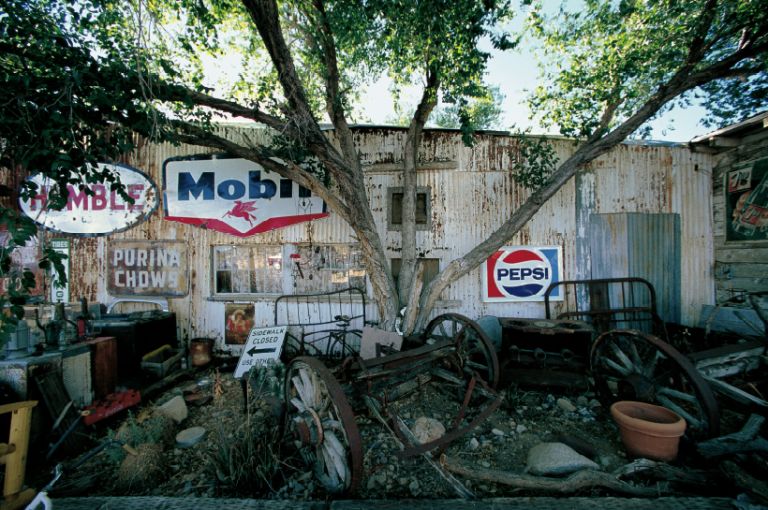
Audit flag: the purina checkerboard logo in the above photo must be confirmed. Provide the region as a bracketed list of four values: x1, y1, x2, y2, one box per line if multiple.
[483, 246, 563, 302]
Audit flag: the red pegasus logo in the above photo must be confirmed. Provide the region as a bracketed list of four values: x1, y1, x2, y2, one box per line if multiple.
[223, 200, 258, 225]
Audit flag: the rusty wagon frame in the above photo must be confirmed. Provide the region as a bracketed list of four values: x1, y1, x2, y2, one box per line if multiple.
[271, 287, 501, 495]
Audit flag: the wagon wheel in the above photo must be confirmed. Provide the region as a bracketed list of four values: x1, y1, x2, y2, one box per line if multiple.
[423, 313, 499, 389]
[283, 356, 363, 494]
[590, 330, 720, 439]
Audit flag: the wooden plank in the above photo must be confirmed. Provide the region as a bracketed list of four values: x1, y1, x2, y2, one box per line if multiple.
[715, 262, 768, 278]
[0, 401, 37, 416]
[715, 278, 768, 295]
[2, 403, 34, 499]
[699, 305, 765, 336]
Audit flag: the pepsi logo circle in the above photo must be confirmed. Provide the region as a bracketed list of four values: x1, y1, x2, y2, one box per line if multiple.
[487, 249, 554, 299]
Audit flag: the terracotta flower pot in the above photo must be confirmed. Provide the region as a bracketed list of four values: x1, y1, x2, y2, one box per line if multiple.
[610, 401, 687, 462]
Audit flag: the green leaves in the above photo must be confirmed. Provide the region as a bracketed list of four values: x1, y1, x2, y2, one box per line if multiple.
[527, 0, 768, 139]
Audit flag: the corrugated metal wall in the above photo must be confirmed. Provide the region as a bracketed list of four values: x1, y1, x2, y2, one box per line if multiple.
[16, 126, 715, 347]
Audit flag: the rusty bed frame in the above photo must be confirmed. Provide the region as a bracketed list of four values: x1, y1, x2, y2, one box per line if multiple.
[273, 286, 369, 360]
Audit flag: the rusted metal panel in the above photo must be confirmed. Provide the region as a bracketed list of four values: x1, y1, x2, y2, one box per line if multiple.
[107, 240, 188, 297]
[36, 126, 714, 346]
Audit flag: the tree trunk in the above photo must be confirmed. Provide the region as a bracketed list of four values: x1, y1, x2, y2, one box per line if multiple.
[399, 72, 439, 334]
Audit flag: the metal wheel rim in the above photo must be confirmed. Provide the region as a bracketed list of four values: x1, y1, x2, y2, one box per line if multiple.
[590, 329, 720, 439]
[423, 313, 500, 389]
[283, 356, 362, 494]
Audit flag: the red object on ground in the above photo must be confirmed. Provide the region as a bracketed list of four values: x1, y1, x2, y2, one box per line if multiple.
[83, 390, 142, 426]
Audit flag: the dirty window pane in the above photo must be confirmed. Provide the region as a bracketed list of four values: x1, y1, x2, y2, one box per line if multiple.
[390, 192, 428, 225]
[213, 245, 282, 294]
[291, 244, 367, 294]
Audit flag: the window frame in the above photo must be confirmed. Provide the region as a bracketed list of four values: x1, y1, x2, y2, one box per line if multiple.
[387, 186, 431, 231]
[210, 243, 367, 299]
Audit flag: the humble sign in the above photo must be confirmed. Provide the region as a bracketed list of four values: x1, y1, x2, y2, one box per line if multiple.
[234, 326, 287, 378]
[19, 163, 158, 235]
[107, 240, 188, 297]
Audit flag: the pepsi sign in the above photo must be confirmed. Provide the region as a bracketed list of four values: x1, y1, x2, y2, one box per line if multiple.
[482, 246, 563, 302]
[163, 155, 328, 237]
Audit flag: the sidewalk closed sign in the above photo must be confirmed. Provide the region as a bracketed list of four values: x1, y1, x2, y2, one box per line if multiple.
[234, 326, 287, 378]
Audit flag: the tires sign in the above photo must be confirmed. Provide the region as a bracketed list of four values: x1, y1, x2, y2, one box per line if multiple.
[482, 246, 563, 302]
[163, 155, 328, 237]
[19, 163, 158, 235]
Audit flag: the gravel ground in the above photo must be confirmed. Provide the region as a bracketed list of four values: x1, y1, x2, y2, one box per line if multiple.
[36, 365, 651, 500]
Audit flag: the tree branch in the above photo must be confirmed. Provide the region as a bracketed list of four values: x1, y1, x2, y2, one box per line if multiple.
[414, 10, 768, 331]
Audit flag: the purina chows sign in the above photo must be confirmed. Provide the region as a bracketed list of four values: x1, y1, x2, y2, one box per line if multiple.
[163, 155, 328, 237]
[19, 164, 158, 235]
[483, 246, 563, 302]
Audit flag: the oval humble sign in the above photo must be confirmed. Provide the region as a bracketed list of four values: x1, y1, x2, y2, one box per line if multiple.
[19, 163, 159, 235]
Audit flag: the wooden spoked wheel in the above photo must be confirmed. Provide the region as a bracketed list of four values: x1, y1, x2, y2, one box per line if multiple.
[283, 357, 363, 494]
[423, 313, 500, 389]
[590, 329, 720, 439]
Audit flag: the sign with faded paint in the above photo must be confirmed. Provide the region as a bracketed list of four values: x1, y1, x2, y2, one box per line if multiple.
[50, 238, 70, 303]
[482, 246, 563, 302]
[233, 326, 287, 378]
[19, 163, 158, 235]
[727, 157, 768, 242]
[225, 303, 254, 345]
[162, 155, 328, 237]
[107, 240, 188, 296]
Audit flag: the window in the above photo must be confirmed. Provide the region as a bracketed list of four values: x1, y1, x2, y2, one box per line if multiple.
[291, 244, 366, 293]
[212, 243, 366, 296]
[388, 187, 431, 230]
[213, 245, 283, 294]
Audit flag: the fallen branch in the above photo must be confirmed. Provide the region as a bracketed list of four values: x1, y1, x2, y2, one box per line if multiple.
[442, 456, 664, 496]
[720, 460, 768, 505]
[697, 414, 768, 458]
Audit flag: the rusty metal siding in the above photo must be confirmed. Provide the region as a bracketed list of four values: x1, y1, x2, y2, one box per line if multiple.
[34, 126, 713, 346]
[589, 212, 681, 323]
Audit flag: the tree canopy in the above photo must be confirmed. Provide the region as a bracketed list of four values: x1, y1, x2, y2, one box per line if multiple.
[1, 0, 767, 335]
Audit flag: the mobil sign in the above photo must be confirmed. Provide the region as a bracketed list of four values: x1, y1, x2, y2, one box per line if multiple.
[482, 246, 563, 302]
[163, 155, 328, 237]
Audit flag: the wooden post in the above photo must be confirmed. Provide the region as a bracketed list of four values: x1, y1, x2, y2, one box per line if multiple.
[0, 400, 38, 510]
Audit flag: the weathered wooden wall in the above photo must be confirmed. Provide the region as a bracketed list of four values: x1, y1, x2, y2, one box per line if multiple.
[710, 130, 768, 303]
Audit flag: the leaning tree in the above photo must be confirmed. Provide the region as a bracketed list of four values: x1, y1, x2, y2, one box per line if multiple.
[1, 0, 767, 335]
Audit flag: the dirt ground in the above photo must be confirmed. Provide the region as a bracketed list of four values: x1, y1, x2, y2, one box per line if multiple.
[27, 360, 751, 502]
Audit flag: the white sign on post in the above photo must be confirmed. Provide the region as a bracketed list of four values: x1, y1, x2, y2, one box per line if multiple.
[234, 326, 287, 379]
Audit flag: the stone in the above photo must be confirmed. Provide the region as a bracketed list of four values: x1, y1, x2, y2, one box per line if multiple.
[516, 424, 528, 434]
[157, 395, 188, 424]
[176, 426, 207, 448]
[576, 395, 589, 407]
[556, 398, 577, 413]
[480, 461, 491, 468]
[412, 417, 446, 444]
[491, 428, 505, 437]
[468, 437, 480, 451]
[408, 480, 420, 493]
[526, 442, 600, 476]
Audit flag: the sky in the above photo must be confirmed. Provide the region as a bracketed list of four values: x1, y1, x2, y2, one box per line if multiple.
[356, 10, 713, 143]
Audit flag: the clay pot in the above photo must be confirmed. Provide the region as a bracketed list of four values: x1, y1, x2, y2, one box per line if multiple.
[610, 401, 687, 462]
[189, 338, 213, 367]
